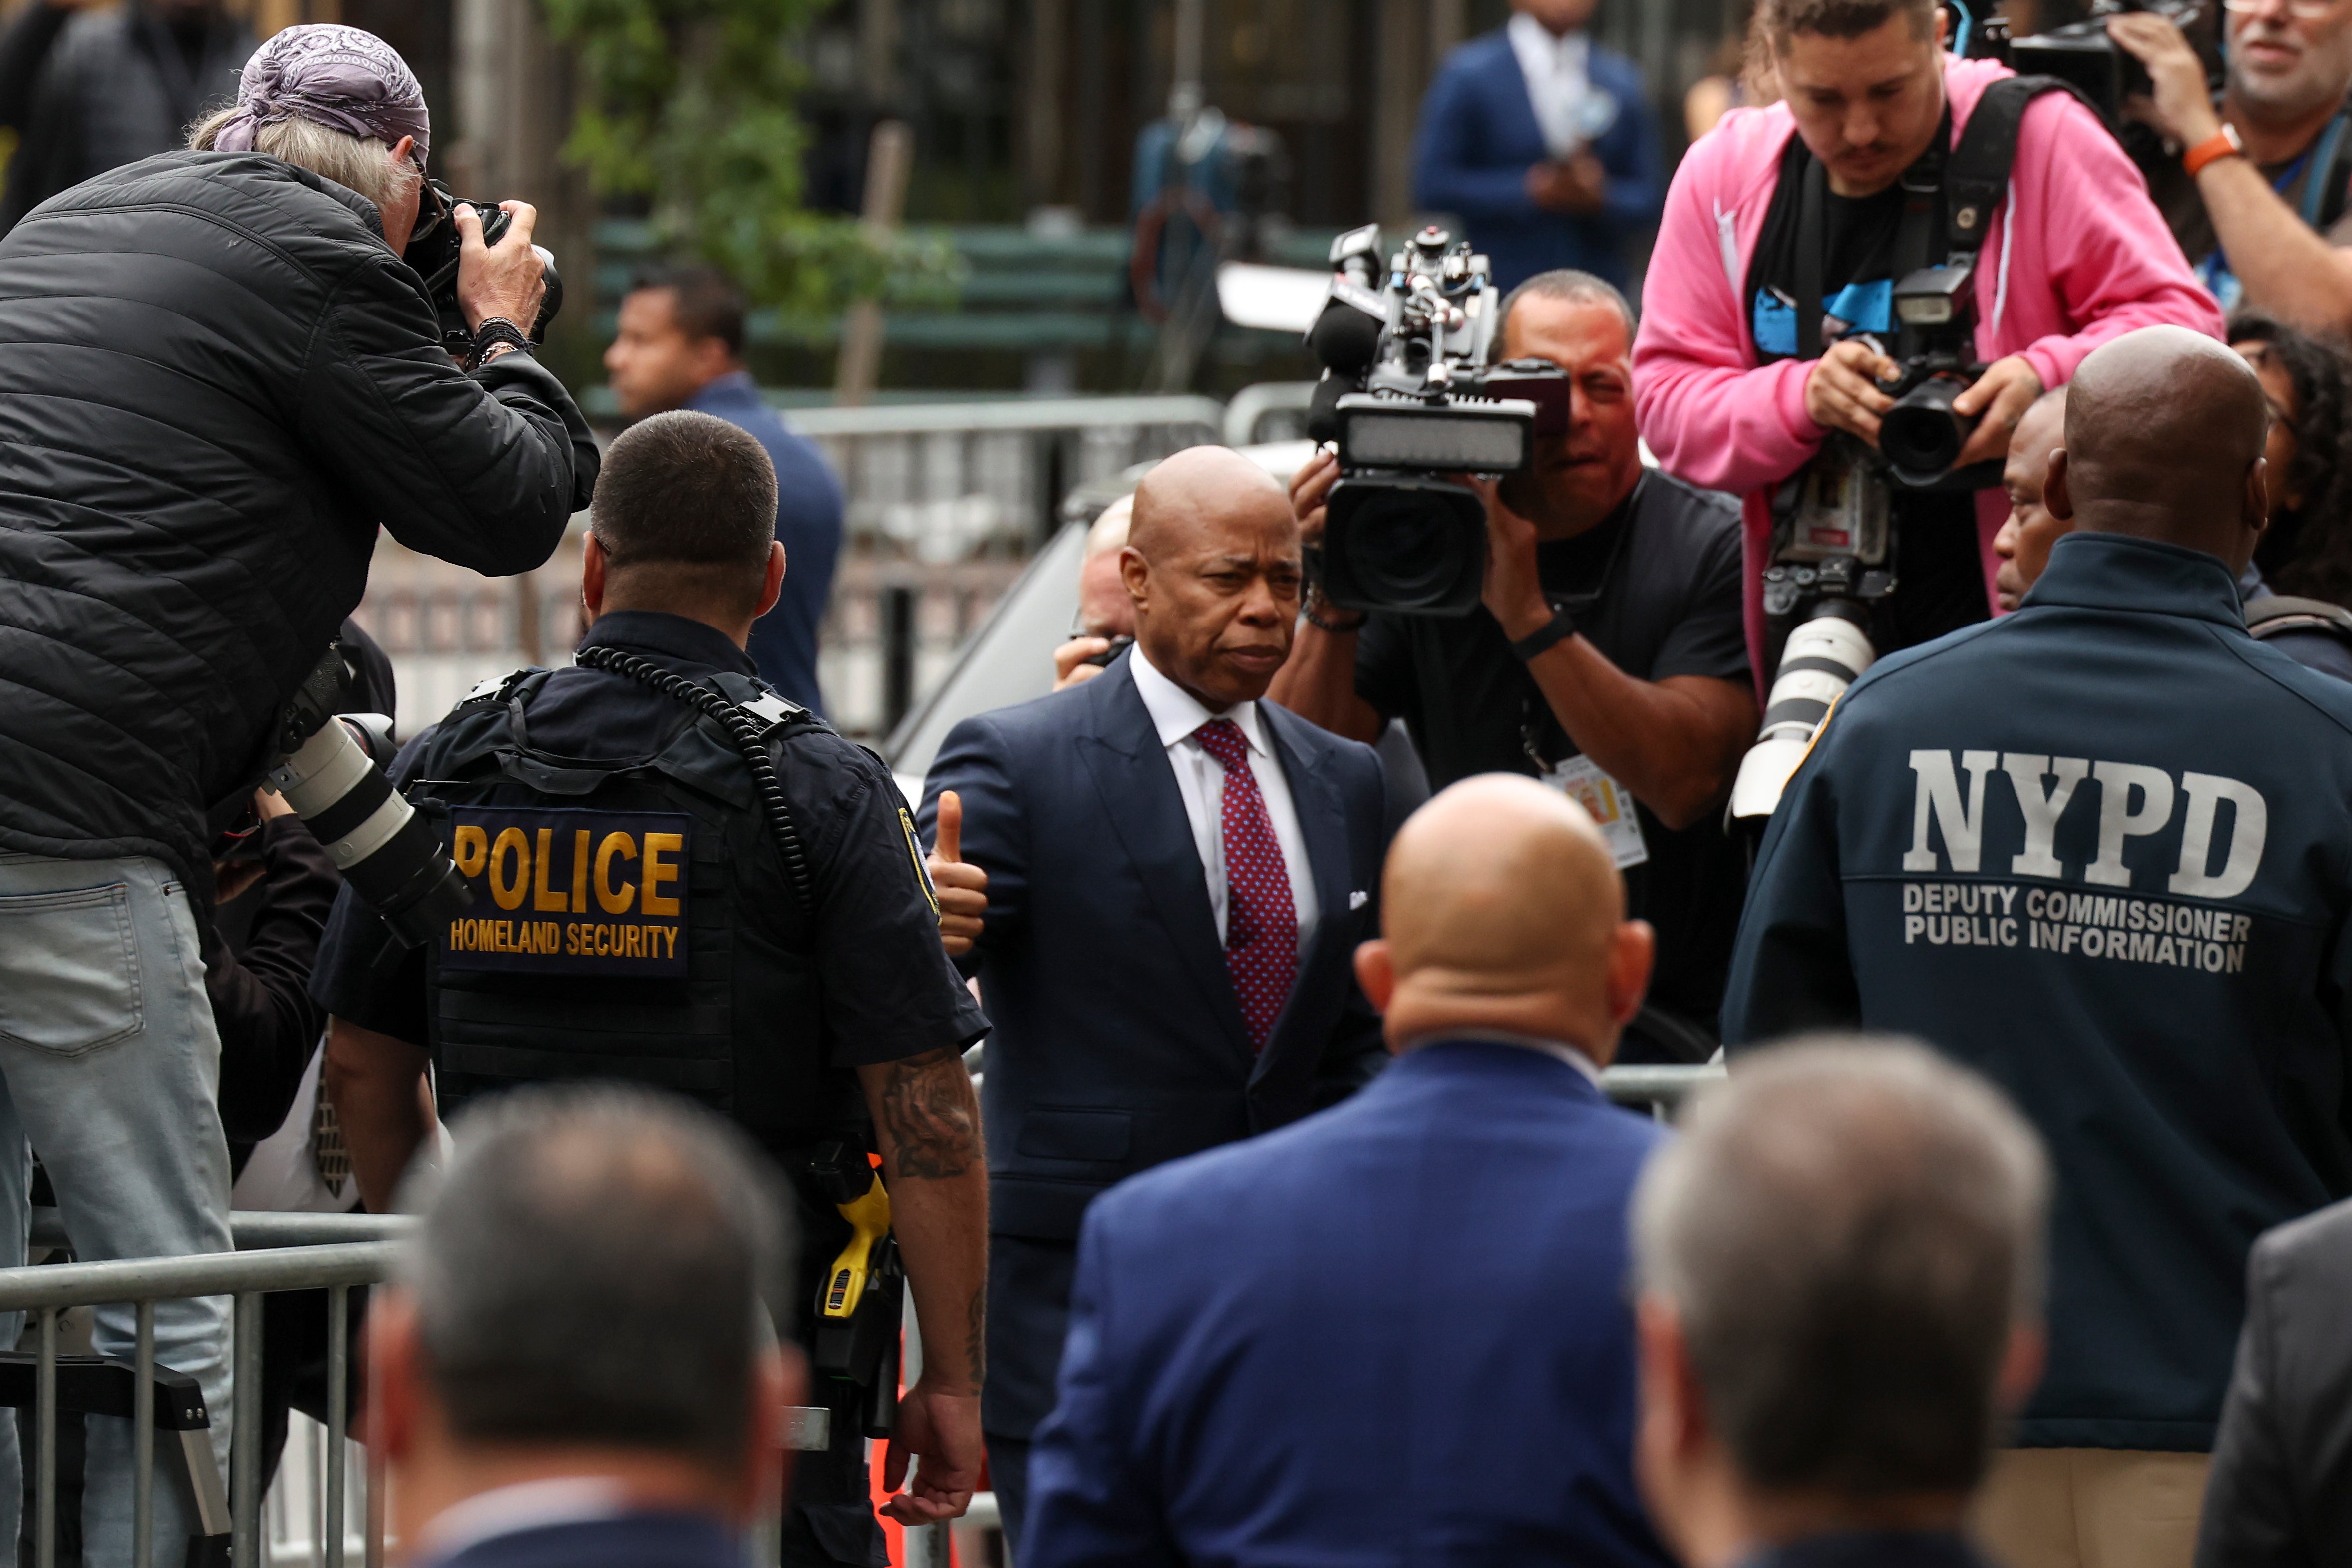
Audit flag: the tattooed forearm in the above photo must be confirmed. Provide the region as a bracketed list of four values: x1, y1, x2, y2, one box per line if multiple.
[876, 1047, 983, 1180]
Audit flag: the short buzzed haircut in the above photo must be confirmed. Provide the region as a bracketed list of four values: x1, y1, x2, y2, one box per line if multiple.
[1762, 0, 1936, 41]
[630, 264, 748, 358]
[397, 1084, 794, 1464]
[1634, 1039, 2049, 1497]
[591, 410, 778, 612]
[1498, 269, 1637, 344]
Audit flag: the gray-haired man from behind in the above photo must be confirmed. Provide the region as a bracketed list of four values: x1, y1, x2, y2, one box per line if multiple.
[374, 1085, 799, 1568]
[1632, 1039, 2052, 1568]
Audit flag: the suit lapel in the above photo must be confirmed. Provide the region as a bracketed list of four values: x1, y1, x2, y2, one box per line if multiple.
[1497, 34, 1550, 162]
[1076, 661, 1255, 1063]
[1255, 706, 1350, 1082]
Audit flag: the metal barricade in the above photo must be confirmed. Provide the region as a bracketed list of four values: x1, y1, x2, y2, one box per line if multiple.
[352, 395, 1223, 743]
[1601, 1063, 1727, 1119]
[0, 1214, 412, 1568]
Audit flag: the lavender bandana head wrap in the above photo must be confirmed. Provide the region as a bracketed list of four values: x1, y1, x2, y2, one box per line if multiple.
[213, 25, 430, 168]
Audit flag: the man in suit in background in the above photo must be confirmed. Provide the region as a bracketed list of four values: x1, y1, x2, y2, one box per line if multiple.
[918, 445, 1389, 1556]
[1023, 774, 1672, 1568]
[371, 1083, 796, 1568]
[1411, 0, 1661, 290]
[2195, 1195, 2352, 1566]
[605, 265, 844, 713]
[1632, 1038, 2051, 1568]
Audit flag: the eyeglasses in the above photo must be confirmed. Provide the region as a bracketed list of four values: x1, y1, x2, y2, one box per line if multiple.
[2223, 0, 2343, 18]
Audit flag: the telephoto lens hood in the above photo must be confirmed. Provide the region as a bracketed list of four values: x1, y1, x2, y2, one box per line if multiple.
[269, 647, 471, 948]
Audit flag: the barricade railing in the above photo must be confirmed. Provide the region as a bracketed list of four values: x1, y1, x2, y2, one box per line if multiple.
[0, 1218, 413, 1568]
[1600, 1063, 1726, 1118]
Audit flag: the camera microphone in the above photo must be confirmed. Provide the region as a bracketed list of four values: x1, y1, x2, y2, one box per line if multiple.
[1308, 298, 1384, 379]
[1307, 374, 1350, 443]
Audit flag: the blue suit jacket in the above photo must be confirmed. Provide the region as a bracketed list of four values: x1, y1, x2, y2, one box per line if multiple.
[421, 1513, 740, 1568]
[1410, 29, 1660, 290]
[1024, 1039, 1675, 1568]
[684, 372, 844, 714]
[917, 650, 1389, 1245]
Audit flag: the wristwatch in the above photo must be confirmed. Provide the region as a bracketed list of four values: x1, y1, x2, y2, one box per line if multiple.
[465, 316, 533, 371]
[2183, 124, 2244, 179]
[1510, 603, 1577, 662]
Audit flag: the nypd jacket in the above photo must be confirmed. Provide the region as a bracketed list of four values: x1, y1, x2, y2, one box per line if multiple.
[0, 151, 596, 902]
[1725, 533, 2352, 1451]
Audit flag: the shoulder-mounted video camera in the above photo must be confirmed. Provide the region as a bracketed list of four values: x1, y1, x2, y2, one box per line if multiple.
[1302, 224, 1572, 617]
[402, 179, 565, 362]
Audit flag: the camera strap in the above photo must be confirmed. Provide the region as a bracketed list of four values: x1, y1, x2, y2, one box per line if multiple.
[1792, 107, 1949, 363]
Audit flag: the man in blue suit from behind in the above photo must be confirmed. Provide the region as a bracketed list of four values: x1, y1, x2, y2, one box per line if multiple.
[374, 1085, 798, 1568]
[1412, 0, 1661, 290]
[918, 446, 1390, 1556]
[1023, 774, 1675, 1568]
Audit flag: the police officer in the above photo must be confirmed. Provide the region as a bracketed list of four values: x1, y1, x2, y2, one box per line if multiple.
[314, 411, 990, 1564]
[1724, 326, 2352, 1568]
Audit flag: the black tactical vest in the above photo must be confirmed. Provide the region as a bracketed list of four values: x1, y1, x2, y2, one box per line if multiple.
[405, 666, 853, 1147]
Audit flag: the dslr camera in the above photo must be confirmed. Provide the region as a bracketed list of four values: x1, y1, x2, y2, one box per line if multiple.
[1303, 224, 1570, 616]
[1991, 0, 2221, 118]
[403, 179, 566, 361]
[1727, 260, 1996, 826]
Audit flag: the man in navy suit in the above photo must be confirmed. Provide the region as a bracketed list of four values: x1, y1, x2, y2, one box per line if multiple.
[1412, 0, 1662, 290]
[918, 446, 1389, 1556]
[1631, 1039, 2052, 1568]
[605, 265, 844, 713]
[1022, 774, 1674, 1568]
[373, 1084, 799, 1568]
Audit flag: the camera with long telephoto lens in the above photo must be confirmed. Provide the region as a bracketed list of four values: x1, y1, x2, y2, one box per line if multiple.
[266, 645, 472, 948]
[403, 179, 565, 362]
[1726, 259, 1995, 827]
[2000, 0, 2219, 119]
[1302, 223, 1571, 616]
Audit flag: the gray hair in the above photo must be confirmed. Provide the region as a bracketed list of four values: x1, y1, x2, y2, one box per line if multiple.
[395, 1084, 795, 1465]
[188, 108, 419, 226]
[1633, 1037, 2050, 1497]
[1497, 268, 1638, 345]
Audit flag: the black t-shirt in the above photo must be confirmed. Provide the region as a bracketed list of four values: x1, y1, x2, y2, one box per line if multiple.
[1353, 470, 1752, 1027]
[1746, 127, 1990, 653]
[310, 609, 988, 1074]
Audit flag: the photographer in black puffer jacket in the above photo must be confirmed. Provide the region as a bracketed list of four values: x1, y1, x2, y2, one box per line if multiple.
[0, 25, 594, 1565]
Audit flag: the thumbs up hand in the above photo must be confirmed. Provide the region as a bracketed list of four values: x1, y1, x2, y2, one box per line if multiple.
[928, 790, 989, 957]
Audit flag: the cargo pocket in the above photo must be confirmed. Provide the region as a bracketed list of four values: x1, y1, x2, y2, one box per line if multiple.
[0, 883, 143, 1056]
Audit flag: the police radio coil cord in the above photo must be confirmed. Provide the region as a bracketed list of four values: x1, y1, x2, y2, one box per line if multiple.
[572, 645, 817, 911]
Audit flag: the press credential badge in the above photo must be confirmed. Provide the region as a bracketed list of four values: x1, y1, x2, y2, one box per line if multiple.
[1540, 754, 1649, 869]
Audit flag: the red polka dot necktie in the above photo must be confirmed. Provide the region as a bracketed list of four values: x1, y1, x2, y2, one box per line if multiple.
[1193, 717, 1298, 1052]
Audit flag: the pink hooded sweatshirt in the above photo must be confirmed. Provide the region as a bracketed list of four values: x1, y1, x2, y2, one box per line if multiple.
[1632, 55, 2224, 688]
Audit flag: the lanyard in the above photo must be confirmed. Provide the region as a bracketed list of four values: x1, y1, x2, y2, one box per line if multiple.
[1517, 476, 1642, 770]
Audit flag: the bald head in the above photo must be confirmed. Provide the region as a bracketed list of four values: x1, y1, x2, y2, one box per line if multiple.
[1120, 445, 1303, 710]
[1355, 775, 1654, 1065]
[1128, 446, 1291, 557]
[2047, 327, 2270, 572]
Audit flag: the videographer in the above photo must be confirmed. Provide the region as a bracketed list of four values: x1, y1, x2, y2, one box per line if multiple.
[1634, 0, 2220, 697]
[2111, 0, 2352, 328]
[0, 23, 593, 1565]
[1272, 271, 1756, 1061]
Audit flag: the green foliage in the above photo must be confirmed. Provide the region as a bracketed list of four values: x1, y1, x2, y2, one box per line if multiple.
[538, 0, 960, 324]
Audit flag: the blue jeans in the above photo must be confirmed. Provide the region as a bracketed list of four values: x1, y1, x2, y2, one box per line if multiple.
[0, 854, 234, 1568]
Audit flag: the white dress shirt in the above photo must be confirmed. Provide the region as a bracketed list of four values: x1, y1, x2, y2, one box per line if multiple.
[1129, 647, 1320, 953]
[1507, 10, 1595, 160]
